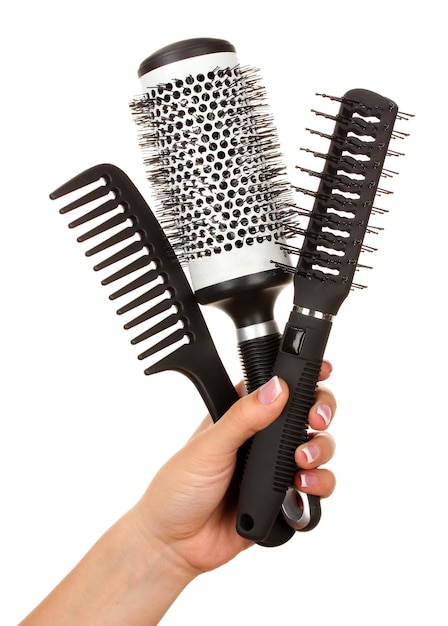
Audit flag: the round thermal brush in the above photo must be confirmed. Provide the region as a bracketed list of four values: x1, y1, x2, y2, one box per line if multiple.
[130, 37, 294, 393]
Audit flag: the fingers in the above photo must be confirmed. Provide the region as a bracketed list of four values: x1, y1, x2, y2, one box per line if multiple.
[203, 376, 289, 458]
[318, 359, 332, 382]
[297, 366, 336, 497]
[308, 382, 336, 431]
[189, 370, 336, 494]
[189, 380, 249, 440]
[296, 432, 335, 468]
[195, 359, 333, 439]
[295, 468, 335, 498]
[235, 379, 248, 398]
[294, 432, 336, 498]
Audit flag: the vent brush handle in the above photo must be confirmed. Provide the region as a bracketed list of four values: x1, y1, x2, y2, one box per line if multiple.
[237, 310, 331, 541]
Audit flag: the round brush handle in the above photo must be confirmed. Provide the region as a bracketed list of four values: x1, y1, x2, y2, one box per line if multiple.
[236, 310, 332, 543]
[238, 332, 282, 394]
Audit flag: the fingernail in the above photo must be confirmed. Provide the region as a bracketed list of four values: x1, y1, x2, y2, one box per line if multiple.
[316, 404, 332, 427]
[299, 443, 320, 464]
[258, 376, 282, 405]
[299, 472, 318, 488]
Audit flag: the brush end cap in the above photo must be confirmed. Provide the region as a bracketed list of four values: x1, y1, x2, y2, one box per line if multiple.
[138, 38, 236, 77]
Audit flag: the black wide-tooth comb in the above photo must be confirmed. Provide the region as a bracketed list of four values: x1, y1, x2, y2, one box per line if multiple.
[236, 89, 412, 544]
[49, 163, 238, 422]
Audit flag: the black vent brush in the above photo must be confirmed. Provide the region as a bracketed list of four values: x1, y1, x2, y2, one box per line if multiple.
[236, 89, 412, 543]
[130, 38, 295, 395]
[49, 163, 238, 423]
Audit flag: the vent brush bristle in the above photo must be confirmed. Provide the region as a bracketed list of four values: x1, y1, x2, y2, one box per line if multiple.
[236, 89, 413, 544]
[49, 163, 238, 423]
[130, 38, 296, 395]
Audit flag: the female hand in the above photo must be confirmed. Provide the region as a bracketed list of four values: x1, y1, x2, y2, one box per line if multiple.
[134, 363, 336, 576]
[19, 365, 336, 626]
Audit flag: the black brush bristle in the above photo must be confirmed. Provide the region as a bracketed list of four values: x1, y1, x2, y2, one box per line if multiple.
[129, 65, 296, 266]
[280, 88, 413, 313]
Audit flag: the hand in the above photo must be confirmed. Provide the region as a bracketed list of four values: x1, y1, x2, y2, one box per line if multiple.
[19, 365, 336, 626]
[133, 363, 336, 575]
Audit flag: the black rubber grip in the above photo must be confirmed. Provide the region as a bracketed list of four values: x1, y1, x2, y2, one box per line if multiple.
[238, 332, 281, 394]
[236, 309, 332, 543]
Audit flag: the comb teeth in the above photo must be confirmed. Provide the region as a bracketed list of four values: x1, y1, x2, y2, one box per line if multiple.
[281, 89, 412, 314]
[50, 164, 195, 367]
[50, 163, 241, 423]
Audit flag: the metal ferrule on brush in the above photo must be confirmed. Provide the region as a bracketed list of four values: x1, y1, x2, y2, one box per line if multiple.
[132, 38, 294, 393]
[293, 305, 334, 322]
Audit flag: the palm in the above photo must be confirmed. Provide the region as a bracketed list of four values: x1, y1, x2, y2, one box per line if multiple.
[137, 365, 333, 574]
[139, 428, 251, 572]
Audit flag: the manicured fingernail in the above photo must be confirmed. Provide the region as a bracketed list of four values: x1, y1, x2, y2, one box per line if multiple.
[258, 376, 282, 404]
[316, 404, 332, 426]
[300, 443, 320, 464]
[299, 472, 318, 488]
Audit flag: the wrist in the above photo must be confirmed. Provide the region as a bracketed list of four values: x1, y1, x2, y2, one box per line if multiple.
[19, 507, 197, 626]
[108, 506, 198, 623]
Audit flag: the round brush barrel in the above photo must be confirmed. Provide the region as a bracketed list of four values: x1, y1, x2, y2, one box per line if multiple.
[135, 37, 293, 393]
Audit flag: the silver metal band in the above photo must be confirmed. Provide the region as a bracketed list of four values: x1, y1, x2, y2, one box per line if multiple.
[293, 305, 334, 322]
[282, 487, 313, 531]
[237, 320, 279, 343]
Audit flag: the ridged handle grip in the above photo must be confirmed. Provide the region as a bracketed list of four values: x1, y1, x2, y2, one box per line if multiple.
[236, 309, 332, 543]
[236, 331, 297, 546]
[238, 332, 282, 394]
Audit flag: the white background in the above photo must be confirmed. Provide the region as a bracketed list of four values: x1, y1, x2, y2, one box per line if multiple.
[2, 1, 446, 624]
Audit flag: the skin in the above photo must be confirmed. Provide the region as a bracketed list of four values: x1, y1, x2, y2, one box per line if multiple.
[19, 363, 336, 626]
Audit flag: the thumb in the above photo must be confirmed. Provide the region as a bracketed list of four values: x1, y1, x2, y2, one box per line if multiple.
[205, 376, 289, 458]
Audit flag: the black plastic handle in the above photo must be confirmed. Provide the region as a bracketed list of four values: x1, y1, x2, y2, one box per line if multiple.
[236, 308, 332, 543]
[236, 331, 299, 546]
[238, 332, 282, 395]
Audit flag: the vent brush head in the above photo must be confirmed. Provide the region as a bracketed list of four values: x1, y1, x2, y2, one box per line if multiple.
[130, 38, 295, 393]
[49, 163, 238, 423]
[287, 88, 412, 313]
[236, 89, 413, 544]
